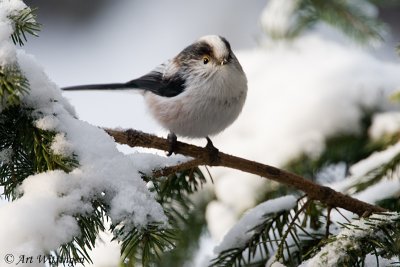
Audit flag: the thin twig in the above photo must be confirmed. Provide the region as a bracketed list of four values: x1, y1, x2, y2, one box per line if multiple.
[152, 158, 203, 177]
[275, 199, 311, 262]
[334, 207, 352, 223]
[105, 128, 386, 217]
[326, 207, 332, 238]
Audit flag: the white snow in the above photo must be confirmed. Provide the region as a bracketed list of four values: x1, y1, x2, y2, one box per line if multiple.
[350, 141, 400, 178]
[315, 162, 347, 184]
[2, 0, 400, 266]
[260, 0, 379, 42]
[206, 201, 238, 242]
[305, 134, 400, 228]
[224, 35, 400, 165]
[303, 213, 400, 267]
[261, 0, 300, 38]
[355, 178, 400, 204]
[0, 2, 170, 262]
[214, 195, 297, 254]
[324, 140, 400, 222]
[364, 254, 399, 267]
[212, 173, 267, 215]
[35, 115, 60, 131]
[50, 133, 74, 157]
[184, 232, 216, 267]
[369, 111, 400, 139]
[0, 0, 25, 68]
[207, 25, 400, 241]
[88, 229, 121, 267]
[270, 262, 287, 267]
[128, 152, 190, 176]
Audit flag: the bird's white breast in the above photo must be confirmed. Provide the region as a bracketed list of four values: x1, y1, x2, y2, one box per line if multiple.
[144, 64, 247, 138]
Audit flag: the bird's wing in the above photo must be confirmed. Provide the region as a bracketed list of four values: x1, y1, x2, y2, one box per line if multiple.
[126, 63, 185, 97]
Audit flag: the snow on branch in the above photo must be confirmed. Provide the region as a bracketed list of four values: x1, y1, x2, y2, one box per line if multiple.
[210, 195, 298, 266]
[304, 212, 400, 266]
[261, 0, 384, 43]
[105, 128, 386, 217]
[0, 2, 170, 264]
[215, 195, 297, 254]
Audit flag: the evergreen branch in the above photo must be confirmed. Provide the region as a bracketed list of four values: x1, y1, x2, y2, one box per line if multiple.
[326, 206, 332, 238]
[312, 212, 400, 266]
[137, 167, 209, 266]
[334, 207, 352, 223]
[210, 198, 323, 267]
[274, 199, 311, 263]
[265, 0, 385, 44]
[0, 106, 98, 265]
[348, 151, 400, 194]
[32, 126, 78, 173]
[285, 110, 377, 180]
[0, 106, 36, 199]
[377, 197, 400, 212]
[9, 7, 40, 46]
[112, 222, 176, 267]
[154, 191, 209, 266]
[278, 200, 327, 265]
[149, 167, 207, 202]
[0, 65, 30, 107]
[105, 128, 386, 217]
[301, 199, 324, 230]
[369, 131, 400, 151]
[0, 106, 78, 199]
[149, 167, 206, 229]
[55, 199, 108, 266]
[312, 0, 384, 42]
[210, 209, 294, 266]
[102, 165, 207, 266]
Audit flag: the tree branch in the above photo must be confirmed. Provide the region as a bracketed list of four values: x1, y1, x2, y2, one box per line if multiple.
[152, 158, 203, 177]
[105, 128, 386, 217]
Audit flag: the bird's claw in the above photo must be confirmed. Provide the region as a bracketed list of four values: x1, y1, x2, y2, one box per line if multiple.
[167, 133, 178, 156]
[206, 137, 219, 164]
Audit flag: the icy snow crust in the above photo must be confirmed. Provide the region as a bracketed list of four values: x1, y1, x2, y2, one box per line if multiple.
[0, 1, 167, 259]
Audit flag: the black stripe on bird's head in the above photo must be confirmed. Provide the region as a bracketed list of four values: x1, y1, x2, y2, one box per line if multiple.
[175, 35, 233, 67]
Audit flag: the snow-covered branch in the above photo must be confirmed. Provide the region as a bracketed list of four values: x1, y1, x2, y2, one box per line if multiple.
[105, 128, 386, 217]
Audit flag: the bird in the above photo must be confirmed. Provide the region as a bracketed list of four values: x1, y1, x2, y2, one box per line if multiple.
[62, 35, 248, 158]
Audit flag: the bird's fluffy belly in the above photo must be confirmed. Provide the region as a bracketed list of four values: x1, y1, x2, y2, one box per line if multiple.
[145, 91, 245, 138]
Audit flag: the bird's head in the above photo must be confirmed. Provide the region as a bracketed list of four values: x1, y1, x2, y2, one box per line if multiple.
[174, 35, 244, 79]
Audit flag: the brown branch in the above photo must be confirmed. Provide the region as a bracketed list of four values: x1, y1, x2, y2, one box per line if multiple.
[105, 128, 386, 217]
[152, 158, 203, 177]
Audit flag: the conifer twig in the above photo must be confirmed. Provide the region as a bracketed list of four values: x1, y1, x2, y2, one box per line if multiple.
[105, 128, 386, 217]
[326, 207, 332, 238]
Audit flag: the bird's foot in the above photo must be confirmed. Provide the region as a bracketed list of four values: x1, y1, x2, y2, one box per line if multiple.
[167, 133, 178, 156]
[205, 137, 219, 164]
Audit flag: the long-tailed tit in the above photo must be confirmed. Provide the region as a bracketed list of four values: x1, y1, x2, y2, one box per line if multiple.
[63, 35, 248, 156]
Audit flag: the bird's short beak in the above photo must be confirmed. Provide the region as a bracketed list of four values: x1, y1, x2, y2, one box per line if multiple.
[220, 58, 228, 65]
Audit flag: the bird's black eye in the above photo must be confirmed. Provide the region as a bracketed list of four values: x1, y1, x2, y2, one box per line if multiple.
[203, 56, 210, 64]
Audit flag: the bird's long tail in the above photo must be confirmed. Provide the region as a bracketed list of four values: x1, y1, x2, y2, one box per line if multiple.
[62, 83, 134, 91]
